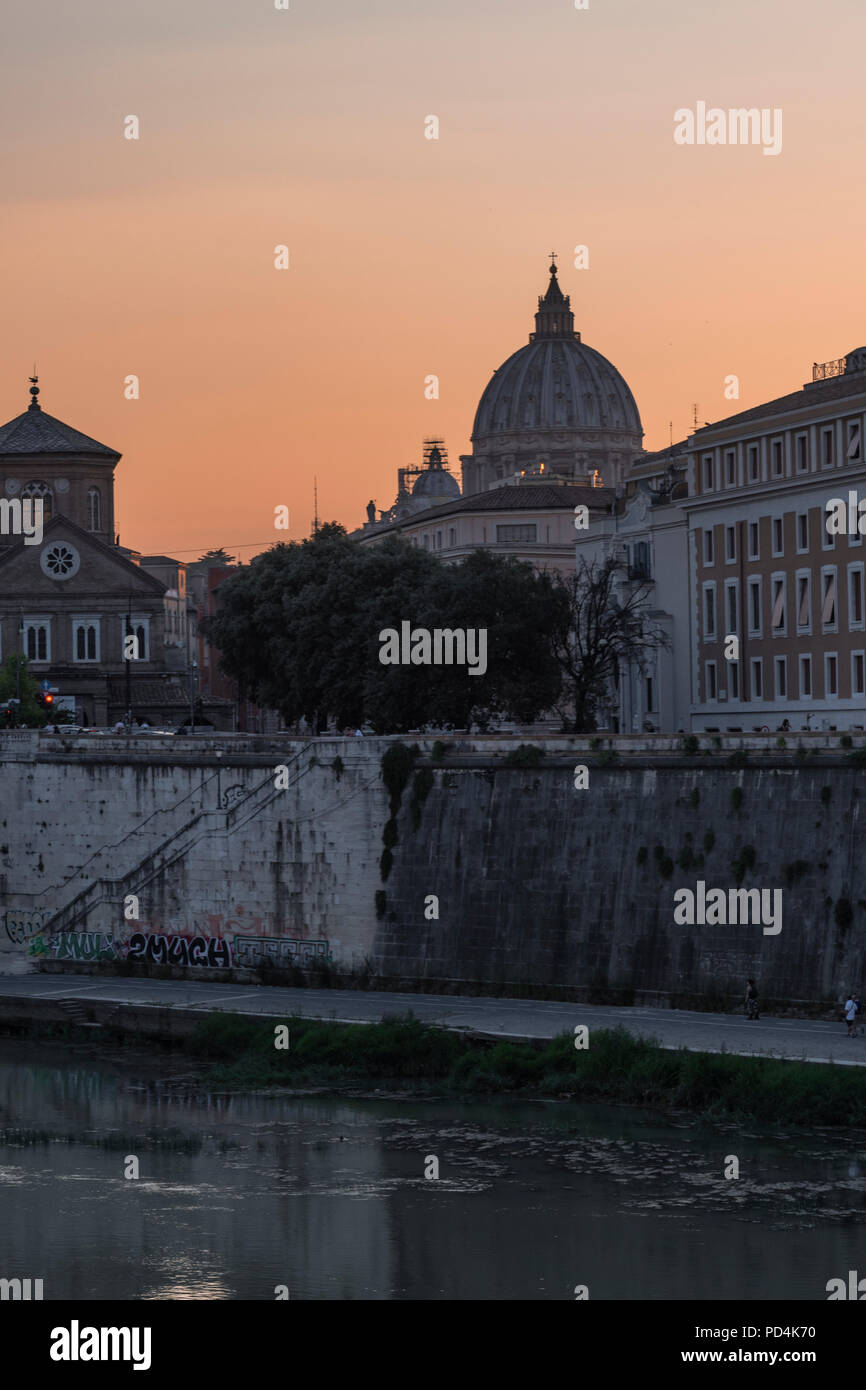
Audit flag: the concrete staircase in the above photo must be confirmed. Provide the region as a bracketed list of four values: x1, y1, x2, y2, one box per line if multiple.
[57, 997, 102, 1030]
[36, 743, 317, 939]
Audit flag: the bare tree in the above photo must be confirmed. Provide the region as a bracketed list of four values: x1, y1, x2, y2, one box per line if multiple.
[549, 557, 669, 732]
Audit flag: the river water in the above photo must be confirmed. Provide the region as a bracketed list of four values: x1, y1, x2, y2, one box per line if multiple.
[0, 1041, 862, 1300]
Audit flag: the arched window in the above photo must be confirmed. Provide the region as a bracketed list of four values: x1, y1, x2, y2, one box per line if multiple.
[22, 481, 53, 522]
[26, 623, 48, 661]
[73, 619, 99, 662]
[87, 488, 101, 531]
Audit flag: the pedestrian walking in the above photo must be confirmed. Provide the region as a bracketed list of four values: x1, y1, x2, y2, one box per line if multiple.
[844, 995, 858, 1037]
[744, 978, 760, 1020]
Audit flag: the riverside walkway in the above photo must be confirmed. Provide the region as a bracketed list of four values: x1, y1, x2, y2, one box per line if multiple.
[0, 974, 863, 1066]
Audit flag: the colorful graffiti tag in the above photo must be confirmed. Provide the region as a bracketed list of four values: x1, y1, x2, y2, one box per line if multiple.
[125, 932, 232, 969]
[29, 932, 117, 961]
[24, 927, 333, 971]
[233, 936, 333, 969]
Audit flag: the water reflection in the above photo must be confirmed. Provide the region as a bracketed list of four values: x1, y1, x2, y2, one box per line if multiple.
[0, 1041, 862, 1300]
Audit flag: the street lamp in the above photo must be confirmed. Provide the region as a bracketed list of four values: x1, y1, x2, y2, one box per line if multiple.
[189, 658, 197, 732]
[16, 613, 25, 707]
[124, 593, 133, 730]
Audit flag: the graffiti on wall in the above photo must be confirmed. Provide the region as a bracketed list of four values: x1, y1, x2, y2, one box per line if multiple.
[22, 923, 334, 971]
[30, 932, 117, 962]
[150, 910, 271, 938]
[233, 935, 333, 969]
[125, 932, 233, 969]
[5, 911, 46, 945]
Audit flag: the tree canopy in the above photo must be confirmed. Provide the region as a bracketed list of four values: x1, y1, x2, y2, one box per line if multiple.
[189, 548, 238, 572]
[0, 654, 47, 726]
[203, 527, 565, 731]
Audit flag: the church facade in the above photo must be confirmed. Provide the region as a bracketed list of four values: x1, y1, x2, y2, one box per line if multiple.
[0, 380, 222, 728]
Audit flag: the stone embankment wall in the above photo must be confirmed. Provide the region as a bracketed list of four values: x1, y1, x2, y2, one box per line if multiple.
[0, 730, 863, 1012]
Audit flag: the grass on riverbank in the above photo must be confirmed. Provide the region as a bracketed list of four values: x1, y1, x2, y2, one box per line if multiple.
[0, 1126, 208, 1153]
[185, 1013, 866, 1126]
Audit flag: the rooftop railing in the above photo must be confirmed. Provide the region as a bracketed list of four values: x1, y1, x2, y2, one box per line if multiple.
[813, 357, 847, 381]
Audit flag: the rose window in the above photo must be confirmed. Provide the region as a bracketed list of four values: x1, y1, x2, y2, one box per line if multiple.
[40, 542, 80, 579]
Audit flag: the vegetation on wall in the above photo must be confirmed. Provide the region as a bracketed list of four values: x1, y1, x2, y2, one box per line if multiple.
[503, 744, 546, 767]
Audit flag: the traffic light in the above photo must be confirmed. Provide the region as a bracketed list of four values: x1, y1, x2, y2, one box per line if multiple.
[36, 692, 54, 709]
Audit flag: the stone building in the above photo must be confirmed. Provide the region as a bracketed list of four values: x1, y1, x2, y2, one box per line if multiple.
[460, 256, 643, 495]
[686, 349, 866, 732]
[355, 259, 630, 573]
[138, 554, 196, 671]
[360, 468, 612, 576]
[0, 379, 222, 727]
[574, 445, 692, 733]
[577, 349, 866, 733]
[362, 439, 462, 530]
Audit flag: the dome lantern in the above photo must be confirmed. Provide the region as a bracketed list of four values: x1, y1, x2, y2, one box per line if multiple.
[531, 255, 578, 342]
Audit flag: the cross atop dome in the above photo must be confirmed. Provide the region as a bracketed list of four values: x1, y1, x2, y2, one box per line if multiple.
[533, 254, 575, 340]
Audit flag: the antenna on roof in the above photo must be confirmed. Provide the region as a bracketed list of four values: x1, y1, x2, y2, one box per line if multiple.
[313, 476, 318, 535]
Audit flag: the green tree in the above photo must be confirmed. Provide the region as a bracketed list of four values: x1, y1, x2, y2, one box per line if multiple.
[204, 529, 563, 732]
[361, 548, 563, 731]
[0, 654, 43, 726]
[189, 547, 237, 571]
[203, 524, 386, 730]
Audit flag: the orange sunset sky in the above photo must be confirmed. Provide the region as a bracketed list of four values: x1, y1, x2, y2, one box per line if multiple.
[2, 0, 864, 562]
